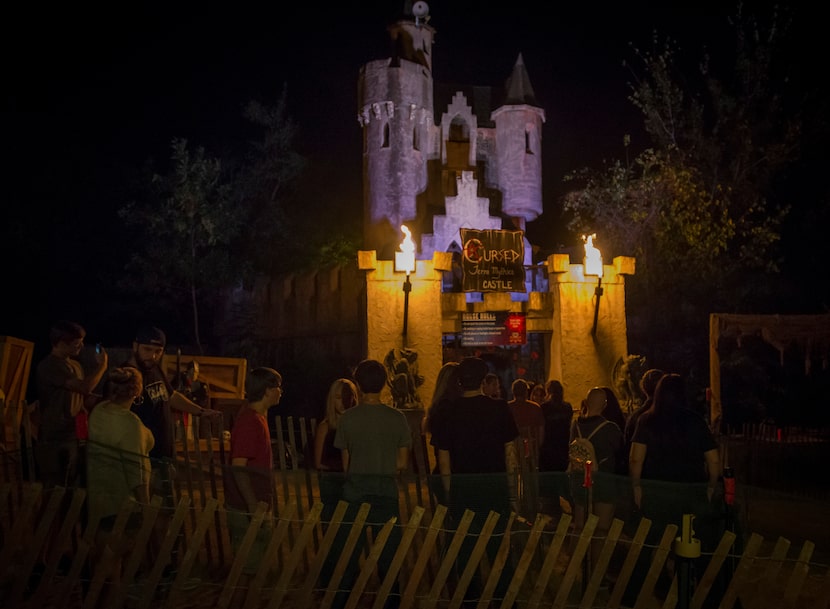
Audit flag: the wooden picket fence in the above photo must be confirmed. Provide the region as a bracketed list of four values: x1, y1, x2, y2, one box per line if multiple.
[1, 413, 829, 608]
[2, 481, 830, 609]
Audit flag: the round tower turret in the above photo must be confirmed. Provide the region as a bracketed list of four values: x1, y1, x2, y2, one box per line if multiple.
[358, 6, 435, 258]
[492, 54, 545, 223]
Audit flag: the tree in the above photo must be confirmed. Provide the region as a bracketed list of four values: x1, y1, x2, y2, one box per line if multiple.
[232, 88, 360, 277]
[118, 89, 309, 353]
[231, 89, 307, 279]
[562, 7, 803, 377]
[119, 138, 239, 353]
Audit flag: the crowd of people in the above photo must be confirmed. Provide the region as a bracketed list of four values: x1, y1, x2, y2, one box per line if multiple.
[29, 320, 222, 593]
[423, 358, 724, 604]
[22, 317, 725, 606]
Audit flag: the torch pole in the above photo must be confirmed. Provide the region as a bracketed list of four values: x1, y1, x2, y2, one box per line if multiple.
[591, 277, 603, 336]
[402, 272, 412, 347]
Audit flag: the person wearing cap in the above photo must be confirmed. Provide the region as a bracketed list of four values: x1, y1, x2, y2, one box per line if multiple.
[123, 325, 218, 471]
[430, 356, 520, 605]
[122, 324, 219, 569]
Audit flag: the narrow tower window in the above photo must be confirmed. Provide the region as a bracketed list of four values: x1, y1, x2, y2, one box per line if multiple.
[382, 122, 390, 148]
[413, 126, 420, 151]
[525, 130, 533, 154]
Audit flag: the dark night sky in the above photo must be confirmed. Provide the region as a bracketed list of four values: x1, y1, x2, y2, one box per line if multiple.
[2, 1, 818, 346]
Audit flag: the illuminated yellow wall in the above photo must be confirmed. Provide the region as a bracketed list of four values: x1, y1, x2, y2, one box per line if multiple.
[358, 250, 635, 416]
[548, 253, 635, 407]
[359, 251, 447, 410]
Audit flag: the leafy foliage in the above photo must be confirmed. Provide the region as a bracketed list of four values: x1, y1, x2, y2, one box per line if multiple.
[231, 90, 307, 279]
[119, 139, 239, 351]
[562, 7, 803, 375]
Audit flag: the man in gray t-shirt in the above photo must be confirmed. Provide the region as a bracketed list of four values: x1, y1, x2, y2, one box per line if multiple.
[330, 359, 411, 609]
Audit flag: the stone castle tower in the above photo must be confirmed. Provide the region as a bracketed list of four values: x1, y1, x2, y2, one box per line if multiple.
[358, 2, 545, 268]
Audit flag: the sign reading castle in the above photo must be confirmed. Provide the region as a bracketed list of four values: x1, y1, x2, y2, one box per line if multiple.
[460, 228, 526, 293]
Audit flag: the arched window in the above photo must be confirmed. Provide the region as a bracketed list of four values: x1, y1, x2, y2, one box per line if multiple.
[449, 117, 469, 142]
[525, 124, 537, 154]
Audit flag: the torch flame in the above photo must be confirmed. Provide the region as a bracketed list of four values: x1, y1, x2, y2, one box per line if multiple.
[397, 224, 416, 274]
[583, 233, 603, 278]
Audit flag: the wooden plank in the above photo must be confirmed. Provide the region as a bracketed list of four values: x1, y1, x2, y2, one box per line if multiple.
[449, 510, 501, 609]
[243, 501, 298, 609]
[342, 513, 397, 609]
[503, 513, 550, 609]
[187, 418, 213, 565]
[372, 506, 425, 609]
[320, 502, 371, 609]
[783, 540, 814, 609]
[717, 532, 763, 609]
[0, 337, 33, 396]
[607, 517, 652, 609]
[0, 482, 41, 575]
[166, 497, 220, 607]
[480, 511, 516, 609]
[9, 485, 67, 605]
[217, 501, 268, 609]
[580, 517, 624, 609]
[690, 530, 737, 609]
[400, 504, 448, 609]
[753, 536, 791, 606]
[84, 496, 136, 609]
[423, 509, 476, 609]
[553, 514, 599, 609]
[107, 495, 164, 609]
[299, 500, 349, 607]
[160, 354, 247, 399]
[266, 502, 323, 609]
[633, 523, 678, 609]
[137, 496, 191, 609]
[527, 513, 572, 609]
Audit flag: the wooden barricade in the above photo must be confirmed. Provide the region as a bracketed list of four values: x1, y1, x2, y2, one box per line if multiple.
[4, 413, 830, 609]
[1, 480, 830, 609]
[0, 335, 34, 451]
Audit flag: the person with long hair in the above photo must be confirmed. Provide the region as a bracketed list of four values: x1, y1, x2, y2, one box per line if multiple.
[599, 386, 627, 436]
[530, 382, 547, 405]
[629, 374, 720, 510]
[423, 361, 462, 506]
[627, 373, 721, 601]
[538, 380, 574, 516]
[313, 378, 358, 516]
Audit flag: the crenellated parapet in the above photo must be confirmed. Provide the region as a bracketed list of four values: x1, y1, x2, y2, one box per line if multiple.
[546, 253, 636, 404]
[357, 102, 433, 127]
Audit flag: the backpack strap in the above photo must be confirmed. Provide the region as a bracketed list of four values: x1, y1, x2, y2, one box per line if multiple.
[585, 420, 610, 441]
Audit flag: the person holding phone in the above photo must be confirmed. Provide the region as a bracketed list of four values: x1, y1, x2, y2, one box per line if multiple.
[34, 319, 108, 567]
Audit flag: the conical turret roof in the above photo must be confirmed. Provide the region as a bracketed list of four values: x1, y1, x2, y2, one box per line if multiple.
[503, 53, 539, 106]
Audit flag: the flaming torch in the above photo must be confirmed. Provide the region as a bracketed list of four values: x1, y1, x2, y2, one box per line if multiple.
[395, 225, 416, 345]
[583, 233, 603, 336]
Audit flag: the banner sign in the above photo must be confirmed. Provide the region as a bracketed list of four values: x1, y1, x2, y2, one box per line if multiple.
[461, 312, 527, 346]
[460, 228, 526, 292]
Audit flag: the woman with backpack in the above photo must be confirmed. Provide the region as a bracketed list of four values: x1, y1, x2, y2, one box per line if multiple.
[568, 387, 624, 573]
